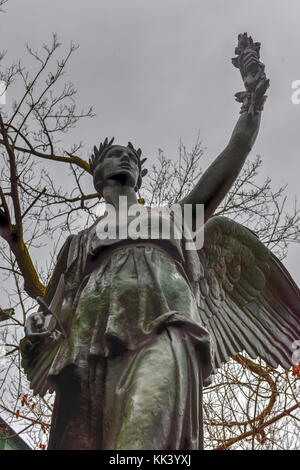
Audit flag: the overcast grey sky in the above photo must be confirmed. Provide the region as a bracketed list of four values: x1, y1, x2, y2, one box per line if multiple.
[0, 0, 299, 281]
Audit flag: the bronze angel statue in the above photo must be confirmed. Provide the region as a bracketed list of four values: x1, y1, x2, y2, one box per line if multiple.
[21, 33, 300, 450]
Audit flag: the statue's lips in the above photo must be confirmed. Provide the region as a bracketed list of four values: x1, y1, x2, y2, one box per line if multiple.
[119, 164, 132, 170]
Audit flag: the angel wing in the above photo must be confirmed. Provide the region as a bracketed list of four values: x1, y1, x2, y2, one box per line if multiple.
[196, 216, 300, 373]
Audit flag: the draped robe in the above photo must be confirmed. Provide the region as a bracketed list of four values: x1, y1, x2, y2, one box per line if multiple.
[23, 208, 214, 450]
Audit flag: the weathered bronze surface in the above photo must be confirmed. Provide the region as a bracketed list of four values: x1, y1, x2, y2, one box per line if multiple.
[21, 33, 300, 450]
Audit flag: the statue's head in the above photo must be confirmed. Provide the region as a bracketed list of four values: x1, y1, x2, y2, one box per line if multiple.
[89, 138, 148, 196]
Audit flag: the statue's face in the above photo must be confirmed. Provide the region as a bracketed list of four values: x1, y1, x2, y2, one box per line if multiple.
[93, 145, 140, 194]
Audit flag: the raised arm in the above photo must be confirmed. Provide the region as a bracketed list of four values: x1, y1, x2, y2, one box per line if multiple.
[180, 33, 269, 222]
[180, 111, 261, 221]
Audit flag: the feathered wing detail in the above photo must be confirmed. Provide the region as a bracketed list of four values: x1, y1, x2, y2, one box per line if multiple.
[196, 216, 300, 373]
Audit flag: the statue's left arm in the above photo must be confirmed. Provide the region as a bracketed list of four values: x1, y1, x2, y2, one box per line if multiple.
[180, 33, 269, 222]
[180, 111, 261, 221]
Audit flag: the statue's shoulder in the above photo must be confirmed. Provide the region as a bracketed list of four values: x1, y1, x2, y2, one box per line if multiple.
[62, 222, 99, 271]
[65, 222, 95, 247]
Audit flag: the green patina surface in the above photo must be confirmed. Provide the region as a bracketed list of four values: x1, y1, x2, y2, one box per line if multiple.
[0, 418, 31, 450]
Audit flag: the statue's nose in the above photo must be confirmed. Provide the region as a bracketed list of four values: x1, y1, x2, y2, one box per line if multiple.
[121, 153, 130, 163]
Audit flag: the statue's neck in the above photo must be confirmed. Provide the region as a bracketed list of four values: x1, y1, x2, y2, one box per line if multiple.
[102, 182, 138, 210]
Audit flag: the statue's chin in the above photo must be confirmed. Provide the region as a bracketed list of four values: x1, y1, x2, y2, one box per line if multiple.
[106, 171, 135, 187]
